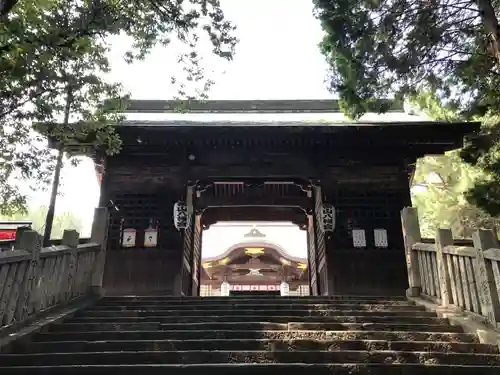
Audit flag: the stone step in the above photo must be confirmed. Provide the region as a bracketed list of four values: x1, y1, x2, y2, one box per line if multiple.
[69, 315, 447, 324]
[100, 295, 408, 302]
[0, 363, 499, 374]
[47, 321, 462, 333]
[2, 350, 500, 366]
[86, 303, 423, 311]
[33, 330, 478, 342]
[96, 298, 410, 306]
[14, 339, 498, 354]
[2, 294, 488, 374]
[76, 309, 430, 318]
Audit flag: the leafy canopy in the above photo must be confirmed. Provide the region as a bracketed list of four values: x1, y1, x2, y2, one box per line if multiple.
[314, 0, 500, 217]
[0, 0, 236, 215]
[408, 91, 500, 232]
[313, 0, 500, 119]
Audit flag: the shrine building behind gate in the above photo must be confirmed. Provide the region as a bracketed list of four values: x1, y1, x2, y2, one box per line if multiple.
[200, 224, 309, 296]
[88, 100, 479, 297]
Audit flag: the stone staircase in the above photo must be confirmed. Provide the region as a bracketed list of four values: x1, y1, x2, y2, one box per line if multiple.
[1, 295, 500, 374]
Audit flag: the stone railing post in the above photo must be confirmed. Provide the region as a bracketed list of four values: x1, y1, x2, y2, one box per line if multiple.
[62, 230, 79, 302]
[8, 230, 42, 322]
[436, 229, 453, 307]
[90, 207, 109, 296]
[401, 207, 422, 297]
[472, 229, 500, 326]
[13, 226, 31, 250]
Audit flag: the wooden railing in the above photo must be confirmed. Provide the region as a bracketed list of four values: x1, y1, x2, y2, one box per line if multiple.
[402, 207, 500, 328]
[0, 207, 108, 330]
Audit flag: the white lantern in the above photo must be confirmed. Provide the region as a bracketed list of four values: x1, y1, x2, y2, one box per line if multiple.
[280, 281, 290, 296]
[173, 201, 188, 230]
[220, 281, 230, 296]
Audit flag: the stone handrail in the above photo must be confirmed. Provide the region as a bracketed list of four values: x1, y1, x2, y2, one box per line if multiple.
[402, 207, 500, 328]
[0, 207, 108, 330]
[0, 237, 92, 252]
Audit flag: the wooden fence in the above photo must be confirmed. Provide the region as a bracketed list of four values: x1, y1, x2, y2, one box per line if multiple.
[402, 207, 500, 328]
[0, 207, 108, 330]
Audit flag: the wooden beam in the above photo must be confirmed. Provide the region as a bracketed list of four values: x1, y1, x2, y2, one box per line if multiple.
[116, 99, 404, 113]
[201, 207, 308, 228]
[198, 195, 312, 210]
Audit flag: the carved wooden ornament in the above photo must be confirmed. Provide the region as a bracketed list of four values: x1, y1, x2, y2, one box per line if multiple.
[122, 228, 136, 248]
[144, 227, 158, 247]
[173, 202, 188, 230]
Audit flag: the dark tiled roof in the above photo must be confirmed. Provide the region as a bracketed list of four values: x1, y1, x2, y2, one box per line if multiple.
[117, 120, 463, 127]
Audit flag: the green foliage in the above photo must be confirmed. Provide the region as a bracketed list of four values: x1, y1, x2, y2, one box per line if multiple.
[460, 112, 500, 216]
[411, 152, 500, 237]
[314, 0, 500, 218]
[407, 91, 500, 236]
[313, 0, 500, 119]
[0, 206, 84, 239]
[0, 0, 236, 215]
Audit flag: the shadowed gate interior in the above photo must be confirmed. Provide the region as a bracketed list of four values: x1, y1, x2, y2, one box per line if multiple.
[98, 99, 475, 297]
[175, 180, 330, 297]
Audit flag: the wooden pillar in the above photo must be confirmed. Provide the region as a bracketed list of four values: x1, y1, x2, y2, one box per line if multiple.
[90, 207, 109, 296]
[307, 212, 318, 296]
[313, 185, 330, 296]
[191, 213, 203, 296]
[180, 185, 195, 296]
[401, 207, 422, 297]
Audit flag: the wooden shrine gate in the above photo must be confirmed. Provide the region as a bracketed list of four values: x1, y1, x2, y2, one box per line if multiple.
[95, 99, 475, 297]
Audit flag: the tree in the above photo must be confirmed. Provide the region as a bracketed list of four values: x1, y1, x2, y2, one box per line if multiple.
[0, 0, 236, 215]
[313, 0, 500, 217]
[0, 205, 84, 239]
[313, 0, 500, 119]
[411, 152, 500, 237]
[404, 91, 500, 235]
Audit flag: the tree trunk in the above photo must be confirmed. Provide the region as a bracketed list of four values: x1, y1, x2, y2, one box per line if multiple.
[42, 86, 73, 246]
[475, 0, 500, 66]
